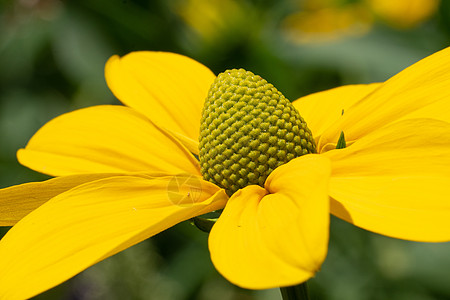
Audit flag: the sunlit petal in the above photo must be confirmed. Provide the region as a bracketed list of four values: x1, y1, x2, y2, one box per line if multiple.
[209, 155, 331, 289]
[319, 47, 450, 150]
[293, 83, 380, 146]
[0, 175, 227, 300]
[17, 105, 200, 177]
[325, 119, 450, 242]
[105, 51, 215, 144]
[0, 173, 129, 226]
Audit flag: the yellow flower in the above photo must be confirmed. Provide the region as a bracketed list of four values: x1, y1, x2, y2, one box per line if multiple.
[1, 48, 450, 299]
[282, 0, 440, 43]
[171, 0, 248, 44]
[367, 0, 440, 29]
[282, 3, 373, 44]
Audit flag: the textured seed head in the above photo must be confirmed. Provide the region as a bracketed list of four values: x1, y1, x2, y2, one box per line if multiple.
[199, 69, 316, 196]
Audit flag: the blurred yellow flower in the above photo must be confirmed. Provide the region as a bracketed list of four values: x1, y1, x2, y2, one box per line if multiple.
[283, 0, 440, 43]
[171, 0, 249, 44]
[367, 0, 440, 29]
[1, 47, 450, 299]
[282, 3, 372, 43]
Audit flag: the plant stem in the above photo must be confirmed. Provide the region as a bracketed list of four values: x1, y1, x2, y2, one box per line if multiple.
[280, 282, 309, 300]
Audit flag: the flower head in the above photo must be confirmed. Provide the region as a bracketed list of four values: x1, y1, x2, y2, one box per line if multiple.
[199, 68, 316, 195]
[1, 48, 450, 299]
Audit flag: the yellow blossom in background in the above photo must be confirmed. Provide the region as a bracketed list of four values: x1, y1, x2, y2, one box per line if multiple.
[282, 3, 373, 44]
[367, 0, 440, 29]
[282, 0, 440, 44]
[170, 0, 248, 45]
[0, 47, 450, 299]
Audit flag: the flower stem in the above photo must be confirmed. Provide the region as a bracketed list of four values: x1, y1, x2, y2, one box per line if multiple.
[191, 217, 217, 233]
[280, 282, 309, 300]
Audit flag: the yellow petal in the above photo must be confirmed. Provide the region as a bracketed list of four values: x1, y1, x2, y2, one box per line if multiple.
[209, 155, 331, 289]
[0, 173, 128, 226]
[163, 128, 200, 156]
[105, 51, 215, 145]
[0, 175, 227, 300]
[319, 47, 450, 150]
[17, 105, 200, 177]
[325, 119, 450, 242]
[293, 83, 380, 145]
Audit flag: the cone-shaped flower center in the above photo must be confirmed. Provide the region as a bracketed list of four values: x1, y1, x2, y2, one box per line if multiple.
[199, 69, 316, 196]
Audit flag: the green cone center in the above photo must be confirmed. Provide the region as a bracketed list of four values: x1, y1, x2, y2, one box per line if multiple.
[199, 69, 316, 196]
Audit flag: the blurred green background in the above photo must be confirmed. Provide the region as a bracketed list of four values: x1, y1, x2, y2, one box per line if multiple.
[1, 0, 450, 299]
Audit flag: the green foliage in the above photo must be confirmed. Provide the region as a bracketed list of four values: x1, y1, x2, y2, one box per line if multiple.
[1, 0, 449, 299]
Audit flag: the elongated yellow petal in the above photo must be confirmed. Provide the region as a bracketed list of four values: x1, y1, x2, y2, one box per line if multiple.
[293, 84, 381, 145]
[105, 51, 215, 146]
[17, 105, 200, 177]
[325, 119, 450, 242]
[165, 128, 200, 156]
[209, 155, 331, 289]
[0, 175, 227, 300]
[0, 173, 130, 226]
[319, 47, 450, 150]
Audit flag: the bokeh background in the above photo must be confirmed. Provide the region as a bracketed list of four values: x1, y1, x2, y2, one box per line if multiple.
[1, 0, 450, 299]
